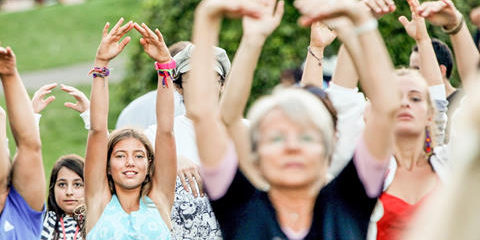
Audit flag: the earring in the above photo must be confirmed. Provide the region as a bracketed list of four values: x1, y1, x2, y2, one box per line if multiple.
[424, 128, 432, 157]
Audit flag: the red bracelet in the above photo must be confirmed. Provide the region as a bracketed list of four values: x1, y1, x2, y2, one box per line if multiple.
[155, 59, 176, 70]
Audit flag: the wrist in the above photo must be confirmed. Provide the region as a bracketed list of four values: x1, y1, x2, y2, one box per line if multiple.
[94, 58, 109, 68]
[241, 34, 267, 46]
[0, 69, 19, 80]
[442, 13, 464, 35]
[443, 11, 462, 30]
[416, 36, 431, 44]
[308, 45, 325, 52]
[195, 4, 223, 23]
[155, 57, 174, 65]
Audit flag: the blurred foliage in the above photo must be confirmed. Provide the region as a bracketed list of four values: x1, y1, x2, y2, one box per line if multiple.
[121, 0, 477, 106]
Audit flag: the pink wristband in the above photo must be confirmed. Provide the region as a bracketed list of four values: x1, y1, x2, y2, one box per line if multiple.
[155, 59, 176, 70]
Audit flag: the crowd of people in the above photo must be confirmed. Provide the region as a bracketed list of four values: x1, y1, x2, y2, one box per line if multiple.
[1, 0, 480, 239]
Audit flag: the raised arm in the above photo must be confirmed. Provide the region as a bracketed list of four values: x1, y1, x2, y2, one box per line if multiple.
[85, 18, 133, 231]
[300, 22, 336, 87]
[186, 0, 262, 168]
[400, 0, 443, 86]
[296, 0, 400, 161]
[134, 23, 177, 207]
[418, 0, 480, 86]
[0, 106, 8, 195]
[0, 46, 44, 211]
[219, 0, 283, 189]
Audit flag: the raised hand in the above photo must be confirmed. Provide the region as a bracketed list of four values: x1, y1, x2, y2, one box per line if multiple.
[294, 0, 367, 26]
[242, 0, 284, 39]
[417, 0, 462, 30]
[361, 0, 396, 19]
[310, 22, 337, 48]
[32, 83, 57, 113]
[61, 84, 90, 113]
[134, 23, 172, 64]
[197, 0, 263, 20]
[0, 46, 17, 78]
[399, 0, 429, 41]
[95, 18, 134, 66]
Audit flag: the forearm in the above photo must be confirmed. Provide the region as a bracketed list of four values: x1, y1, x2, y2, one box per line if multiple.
[353, 13, 398, 161]
[156, 76, 174, 133]
[450, 23, 480, 86]
[1, 72, 41, 150]
[331, 44, 359, 89]
[417, 37, 444, 86]
[188, 7, 230, 168]
[220, 35, 265, 126]
[0, 113, 9, 187]
[186, 10, 222, 121]
[89, 59, 109, 132]
[355, 18, 396, 112]
[301, 46, 324, 87]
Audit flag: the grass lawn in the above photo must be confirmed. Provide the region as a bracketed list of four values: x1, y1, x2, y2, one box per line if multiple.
[2, 83, 127, 188]
[0, 0, 143, 72]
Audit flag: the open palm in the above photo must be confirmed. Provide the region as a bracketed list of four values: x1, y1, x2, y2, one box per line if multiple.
[95, 18, 134, 63]
[134, 23, 171, 63]
[399, 0, 428, 41]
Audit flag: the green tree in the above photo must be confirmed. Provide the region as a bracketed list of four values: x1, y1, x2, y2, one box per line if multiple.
[120, 0, 475, 105]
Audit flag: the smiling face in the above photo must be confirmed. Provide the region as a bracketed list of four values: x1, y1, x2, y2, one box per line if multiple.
[394, 73, 433, 137]
[54, 167, 84, 215]
[257, 108, 328, 189]
[109, 138, 150, 191]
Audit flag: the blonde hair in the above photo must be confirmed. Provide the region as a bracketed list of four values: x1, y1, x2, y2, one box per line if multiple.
[247, 89, 335, 163]
[403, 80, 480, 240]
[395, 68, 438, 149]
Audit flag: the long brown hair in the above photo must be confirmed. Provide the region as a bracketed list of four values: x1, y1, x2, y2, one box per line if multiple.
[47, 154, 85, 240]
[106, 128, 155, 199]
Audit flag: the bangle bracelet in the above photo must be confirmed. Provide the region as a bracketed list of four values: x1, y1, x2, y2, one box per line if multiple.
[354, 18, 378, 35]
[307, 46, 323, 66]
[442, 14, 464, 35]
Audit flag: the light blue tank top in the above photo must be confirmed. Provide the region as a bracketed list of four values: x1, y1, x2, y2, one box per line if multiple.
[87, 194, 171, 240]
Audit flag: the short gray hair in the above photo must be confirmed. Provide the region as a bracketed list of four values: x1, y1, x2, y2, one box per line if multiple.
[247, 89, 335, 163]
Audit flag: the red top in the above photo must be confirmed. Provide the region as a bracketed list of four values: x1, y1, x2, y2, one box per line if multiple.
[376, 187, 436, 240]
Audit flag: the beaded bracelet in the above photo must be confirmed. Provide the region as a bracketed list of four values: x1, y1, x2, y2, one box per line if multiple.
[155, 60, 176, 88]
[88, 66, 110, 78]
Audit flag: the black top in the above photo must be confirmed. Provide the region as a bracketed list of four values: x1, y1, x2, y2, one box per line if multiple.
[210, 159, 379, 240]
